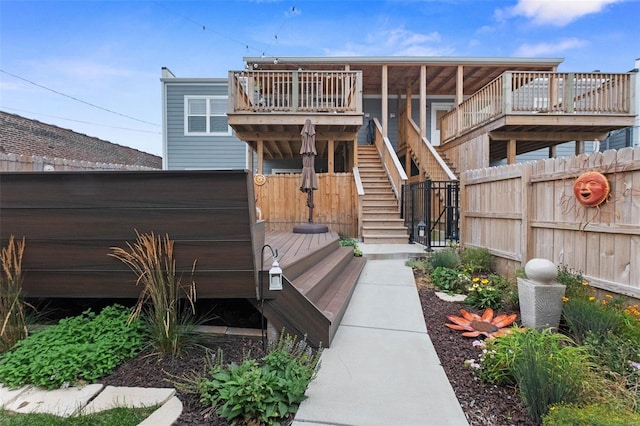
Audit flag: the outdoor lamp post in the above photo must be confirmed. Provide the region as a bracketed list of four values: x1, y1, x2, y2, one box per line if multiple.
[418, 220, 426, 238]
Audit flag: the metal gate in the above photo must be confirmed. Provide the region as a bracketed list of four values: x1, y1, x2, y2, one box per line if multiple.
[402, 180, 460, 250]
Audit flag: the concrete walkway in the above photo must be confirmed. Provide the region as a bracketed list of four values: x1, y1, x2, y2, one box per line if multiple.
[292, 244, 469, 426]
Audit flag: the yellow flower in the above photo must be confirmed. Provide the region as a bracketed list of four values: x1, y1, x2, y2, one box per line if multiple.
[562, 296, 569, 302]
[472, 277, 480, 283]
[589, 296, 595, 301]
[605, 294, 613, 299]
[581, 281, 588, 286]
[481, 279, 489, 285]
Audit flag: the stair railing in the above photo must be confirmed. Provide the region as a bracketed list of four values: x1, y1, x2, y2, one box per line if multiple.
[401, 112, 457, 181]
[353, 167, 365, 239]
[371, 118, 407, 210]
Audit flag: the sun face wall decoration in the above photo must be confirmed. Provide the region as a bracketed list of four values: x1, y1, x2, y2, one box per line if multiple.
[573, 171, 610, 207]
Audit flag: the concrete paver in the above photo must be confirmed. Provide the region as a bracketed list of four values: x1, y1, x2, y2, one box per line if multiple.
[0, 385, 30, 407]
[138, 396, 183, 426]
[82, 386, 175, 415]
[6, 383, 104, 417]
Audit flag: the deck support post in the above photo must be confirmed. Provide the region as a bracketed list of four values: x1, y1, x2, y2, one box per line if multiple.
[507, 139, 517, 165]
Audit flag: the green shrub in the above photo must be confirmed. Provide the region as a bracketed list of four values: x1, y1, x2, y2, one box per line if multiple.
[461, 247, 493, 274]
[0, 305, 143, 389]
[193, 333, 321, 425]
[543, 403, 640, 426]
[109, 231, 199, 357]
[562, 297, 622, 344]
[556, 265, 590, 299]
[428, 248, 460, 269]
[430, 267, 466, 294]
[0, 235, 29, 353]
[512, 329, 595, 424]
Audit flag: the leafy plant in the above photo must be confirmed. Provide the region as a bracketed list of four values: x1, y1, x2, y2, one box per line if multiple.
[190, 333, 321, 425]
[0, 305, 143, 389]
[464, 276, 503, 309]
[542, 403, 640, 426]
[109, 231, 199, 357]
[430, 266, 466, 294]
[460, 247, 493, 274]
[428, 248, 460, 269]
[405, 257, 432, 274]
[512, 329, 595, 424]
[0, 235, 30, 353]
[338, 236, 362, 256]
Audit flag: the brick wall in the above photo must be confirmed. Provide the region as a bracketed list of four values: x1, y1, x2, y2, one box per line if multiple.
[0, 111, 161, 169]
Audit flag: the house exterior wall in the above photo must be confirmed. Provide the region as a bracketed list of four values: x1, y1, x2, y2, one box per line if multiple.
[162, 77, 247, 170]
[0, 111, 161, 169]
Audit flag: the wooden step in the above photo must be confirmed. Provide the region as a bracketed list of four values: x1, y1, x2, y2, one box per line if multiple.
[362, 225, 409, 236]
[362, 234, 409, 244]
[292, 246, 354, 303]
[361, 211, 401, 220]
[362, 218, 406, 227]
[320, 256, 366, 342]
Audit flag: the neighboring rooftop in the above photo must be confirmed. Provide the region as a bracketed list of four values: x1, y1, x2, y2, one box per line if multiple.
[0, 111, 161, 169]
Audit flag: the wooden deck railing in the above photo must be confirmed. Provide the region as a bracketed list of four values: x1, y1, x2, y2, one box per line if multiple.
[229, 70, 362, 113]
[400, 111, 457, 181]
[371, 118, 407, 207]
[441, 71, 634, 142]
[353, 167, 365, 238]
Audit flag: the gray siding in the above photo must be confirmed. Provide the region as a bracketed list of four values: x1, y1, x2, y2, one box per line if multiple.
[164, 81, 247, 170]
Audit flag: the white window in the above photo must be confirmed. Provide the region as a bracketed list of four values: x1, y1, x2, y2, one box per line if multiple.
[184, 96, 231, 135]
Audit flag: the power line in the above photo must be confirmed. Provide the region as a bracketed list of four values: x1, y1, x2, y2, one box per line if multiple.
[0, 106, 161, 135]
[153, 2, 297, 59]
[0, 69, 160, 127]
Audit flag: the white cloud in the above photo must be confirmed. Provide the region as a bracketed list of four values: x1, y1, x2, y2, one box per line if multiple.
[514, 37, 588, 56]
[325, 27, 452, 57]
[505, 0, 622, 26]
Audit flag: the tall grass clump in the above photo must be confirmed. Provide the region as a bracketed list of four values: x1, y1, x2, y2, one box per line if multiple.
[512, 329, 595, 423]
[0, 235, 29, 353]
[109, 231, 198, 357]
[428, 248, 460, 269]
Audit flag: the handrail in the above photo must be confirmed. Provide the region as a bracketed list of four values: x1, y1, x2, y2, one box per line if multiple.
[440, 71, 633, 142]
[401, 111, 457, 181]
[229, 70, 362, 114]
[371, 118, 407, 206]
[353, 167, 365, 239]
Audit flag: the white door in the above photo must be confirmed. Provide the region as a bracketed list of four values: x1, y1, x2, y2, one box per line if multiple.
[430, 103, 455, 146]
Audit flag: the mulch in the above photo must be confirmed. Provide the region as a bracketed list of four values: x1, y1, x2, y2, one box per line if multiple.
[100, 274, 536, 425]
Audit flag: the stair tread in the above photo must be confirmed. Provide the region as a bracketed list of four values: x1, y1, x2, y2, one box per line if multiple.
[318, 257, 366, 316]
[292, 246, 354, 303]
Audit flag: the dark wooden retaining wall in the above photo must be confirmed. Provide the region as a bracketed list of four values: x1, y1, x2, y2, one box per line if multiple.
[0, 170, 262, 298]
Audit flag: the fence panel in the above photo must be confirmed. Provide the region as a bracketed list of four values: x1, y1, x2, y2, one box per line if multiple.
[460, 147, 640, 299]
[254, 173, 356, 237]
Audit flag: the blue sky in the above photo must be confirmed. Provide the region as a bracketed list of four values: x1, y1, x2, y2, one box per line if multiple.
[1, 0, 638, 157]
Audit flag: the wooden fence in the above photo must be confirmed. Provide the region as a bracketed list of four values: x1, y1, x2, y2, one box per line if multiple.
[461, 147, 640, 299]
[0, 153, 158, 171]
[0, 170, 261, 299]
[254, 173, 357, 236]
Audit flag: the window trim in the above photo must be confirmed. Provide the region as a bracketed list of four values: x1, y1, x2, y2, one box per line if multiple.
[184, 95, 232, 136]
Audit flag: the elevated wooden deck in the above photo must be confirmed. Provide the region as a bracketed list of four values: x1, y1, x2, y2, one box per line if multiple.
[258, 231, 366, 348]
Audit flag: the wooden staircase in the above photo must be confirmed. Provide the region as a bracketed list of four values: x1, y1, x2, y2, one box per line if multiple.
[259, 232, 366, 348]
[433, 146, 458, 178]
[357, 145, 409, 244]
